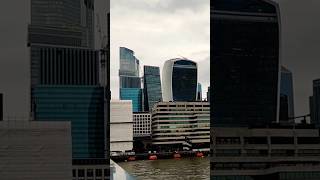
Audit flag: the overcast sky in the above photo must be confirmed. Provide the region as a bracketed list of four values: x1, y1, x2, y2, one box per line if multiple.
[110, 0, 210, 100]
[0, 0, 320, 118]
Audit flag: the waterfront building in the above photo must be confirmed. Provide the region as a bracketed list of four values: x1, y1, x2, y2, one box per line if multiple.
[212, 0, 281, 127]
[211, 125, 320, 180]
[0, 93, 2, 121]
[151, 101, 210, 151]
[162, 58, 198, 102]
[311, 79, 320, 127]
[133, 112, 152, 137]
[143, 65, 162, 111]
[197, 83, 202, 101]
[0, 120, 72, 180]
[280, 66, 295, 120]
[119, 47, 142, 112]
[110, 100, 133, 152]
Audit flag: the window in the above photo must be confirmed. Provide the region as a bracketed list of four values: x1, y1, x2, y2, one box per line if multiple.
[96, 169, 102, 177]
[78, 169, 85, 177]
[87, 169, 93, 177]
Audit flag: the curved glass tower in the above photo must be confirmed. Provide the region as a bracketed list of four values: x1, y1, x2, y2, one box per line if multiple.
[162, 58, 197, 102]
[212, 0, 281, 127]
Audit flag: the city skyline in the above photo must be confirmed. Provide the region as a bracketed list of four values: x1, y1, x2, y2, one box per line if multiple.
[110, 0, 210, 100]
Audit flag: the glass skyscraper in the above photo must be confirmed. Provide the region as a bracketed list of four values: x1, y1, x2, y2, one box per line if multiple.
[280, 66, 295, 121]
[33, 85, 105, 159]
[29, 0, 95, 48]
[212, 0, 280, 127]
[197, 83, 202, 101]
[29, 0, 108, 162]
[143, 66, 162, 111]
[119, 47, 142, 112]
[120, 88, 142, 112]
[311, 79, 320, 128]
[162, 58, 198, 102]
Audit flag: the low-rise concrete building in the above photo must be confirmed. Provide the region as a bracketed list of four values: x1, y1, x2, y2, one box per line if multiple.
[110, 100, 133, 152]
[151, 101, 210, 151]
[211, 125, 320, 179]
[0, 120, 72, 180]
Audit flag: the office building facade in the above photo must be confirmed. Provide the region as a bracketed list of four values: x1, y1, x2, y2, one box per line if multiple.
[0, 121, 72, 180]
[143, 66, 162, 111]
[162, 58, 198, 102]
[212, 0, 281, 127]
[110, 100, 133, 152]
[0, 93, 2, 121]
[311, 79, 320, 127]
[119, 47, 142, 112]
[29, 0, 109, 168]
[133, 112, 152, 137]
[280, 66, 295, 120]
[152, 102, 210, 151]
[29, 0, 95, 48]
[211, 126, 320, 180]
[33, 85, 105, 159]
[120, 88, 142, 112]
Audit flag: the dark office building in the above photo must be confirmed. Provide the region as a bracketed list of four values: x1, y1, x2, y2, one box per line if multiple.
[0, 93, 2, 121]
[33, 85, 105, 159]
[143, 66, 162, 111]
[207, 86, 210, 102]
[310, 96, 315, 124]
[311, 79, 320, 128]
[162, 58, 198, 102]
[212, 0, 280, 127]
[29, 0, 109, 163]
[30, 46, 99, 87]
[29, 0, 95, 48]
[279, 94, 289, 122]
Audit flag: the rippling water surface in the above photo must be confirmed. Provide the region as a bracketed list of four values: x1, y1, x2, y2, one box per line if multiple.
[118, 157, 209, 180]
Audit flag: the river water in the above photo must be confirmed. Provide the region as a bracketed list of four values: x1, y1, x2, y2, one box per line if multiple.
[118, 157, 210, 180]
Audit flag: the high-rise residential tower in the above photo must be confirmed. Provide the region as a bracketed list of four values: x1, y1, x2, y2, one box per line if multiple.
[119, 47, 142, 112]
[143, 65, 162, 111]
[162, 58, 198, 102]
[212, 0, 281, 127]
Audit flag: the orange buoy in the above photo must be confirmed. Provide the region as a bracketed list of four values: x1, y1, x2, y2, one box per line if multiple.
[128, 156, 136, 161]
[196, 152, 204, 157]
[173, 153, 181, 159]
[148, 155, 157, 160]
